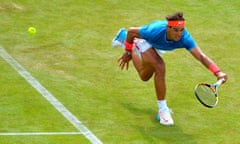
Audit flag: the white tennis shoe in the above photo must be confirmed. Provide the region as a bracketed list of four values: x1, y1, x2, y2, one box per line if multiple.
[157, 108, 174, 126]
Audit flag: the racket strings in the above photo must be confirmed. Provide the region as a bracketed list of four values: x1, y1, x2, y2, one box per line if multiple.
[196, 85, 217, 106]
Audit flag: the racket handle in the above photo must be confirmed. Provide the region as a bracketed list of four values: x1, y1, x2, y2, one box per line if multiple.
[215, 78, 225, 86]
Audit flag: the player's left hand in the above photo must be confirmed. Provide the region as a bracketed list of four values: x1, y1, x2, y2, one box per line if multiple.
[118, 52, 132, 70]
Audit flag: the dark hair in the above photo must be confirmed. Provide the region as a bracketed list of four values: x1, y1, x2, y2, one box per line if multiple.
[166, 12, 185, 21]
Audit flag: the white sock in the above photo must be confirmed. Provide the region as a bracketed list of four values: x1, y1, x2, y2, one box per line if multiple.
[157, 100, 168, 111]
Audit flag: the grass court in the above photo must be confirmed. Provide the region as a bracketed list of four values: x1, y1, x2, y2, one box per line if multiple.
[0, 1, 239, 143]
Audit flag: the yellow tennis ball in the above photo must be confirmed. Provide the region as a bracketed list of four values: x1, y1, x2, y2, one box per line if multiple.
[28, 27, 37, 34]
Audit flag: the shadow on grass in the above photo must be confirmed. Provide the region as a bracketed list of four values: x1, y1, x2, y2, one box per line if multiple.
[122, 102, 196, 144]
[133, 124, 196, 144]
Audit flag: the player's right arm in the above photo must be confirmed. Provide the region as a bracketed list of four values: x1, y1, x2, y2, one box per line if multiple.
[118, 27, 141, 70]
[126, 27, 141, 43]
[118, 26, 154, 70]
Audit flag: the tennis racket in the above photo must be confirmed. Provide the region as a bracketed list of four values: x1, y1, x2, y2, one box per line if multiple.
[194, 78, 225, 108]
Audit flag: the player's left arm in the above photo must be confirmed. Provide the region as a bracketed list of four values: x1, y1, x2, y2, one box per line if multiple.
[190, 46, 228, 82]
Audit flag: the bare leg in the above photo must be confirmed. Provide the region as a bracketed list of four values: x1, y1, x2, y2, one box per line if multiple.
[132, 47, 174, 125]
[131, 48, 166, 100]
[131, 48, 154, 81]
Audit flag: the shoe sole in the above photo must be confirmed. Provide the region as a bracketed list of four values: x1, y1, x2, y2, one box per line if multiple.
[112, 28, 126, 48]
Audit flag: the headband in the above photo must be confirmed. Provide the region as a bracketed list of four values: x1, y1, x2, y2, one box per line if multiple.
[168, 20, 185, 27]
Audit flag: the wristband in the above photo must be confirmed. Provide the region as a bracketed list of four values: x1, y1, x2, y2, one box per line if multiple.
[125, 41, 133, 51]
[208, 64, 221, 75]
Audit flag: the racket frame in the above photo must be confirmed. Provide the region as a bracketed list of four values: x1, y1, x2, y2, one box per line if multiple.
[194, 78, 224, 108]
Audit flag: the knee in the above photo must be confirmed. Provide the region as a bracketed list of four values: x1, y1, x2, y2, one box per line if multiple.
[139, 72, 153, 81]
[140, 75, 151, 81]
[141, 78, 149, 82]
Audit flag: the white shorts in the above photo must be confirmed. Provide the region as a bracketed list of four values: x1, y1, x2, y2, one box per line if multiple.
[134, 39, 166, 56]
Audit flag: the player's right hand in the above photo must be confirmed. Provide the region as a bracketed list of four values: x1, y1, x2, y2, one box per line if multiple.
[118, 52, 132, 70]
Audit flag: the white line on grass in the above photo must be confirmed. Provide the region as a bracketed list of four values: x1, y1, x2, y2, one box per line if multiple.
[0, 46, 103, 144]
[0, 132, 82, 136]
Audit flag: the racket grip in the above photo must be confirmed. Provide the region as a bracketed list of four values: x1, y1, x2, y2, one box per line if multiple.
[216, 78, 225, 86]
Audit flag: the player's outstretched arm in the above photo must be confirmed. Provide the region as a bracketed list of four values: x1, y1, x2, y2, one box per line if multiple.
[190, 46, 228, 82]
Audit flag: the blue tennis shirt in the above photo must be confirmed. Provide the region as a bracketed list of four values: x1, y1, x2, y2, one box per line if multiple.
[139, 20, 197, 51]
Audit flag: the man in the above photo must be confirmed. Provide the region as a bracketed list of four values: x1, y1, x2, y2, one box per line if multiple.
[112, 12, 227, 126]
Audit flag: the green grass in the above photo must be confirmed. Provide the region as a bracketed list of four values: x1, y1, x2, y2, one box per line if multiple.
[0, 0, 239, 143]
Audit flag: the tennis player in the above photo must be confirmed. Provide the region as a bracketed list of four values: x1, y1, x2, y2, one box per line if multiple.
[112, 12, 227, 126]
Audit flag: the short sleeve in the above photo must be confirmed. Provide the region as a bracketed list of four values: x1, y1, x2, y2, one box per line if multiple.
[183, 30, 197, 51]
